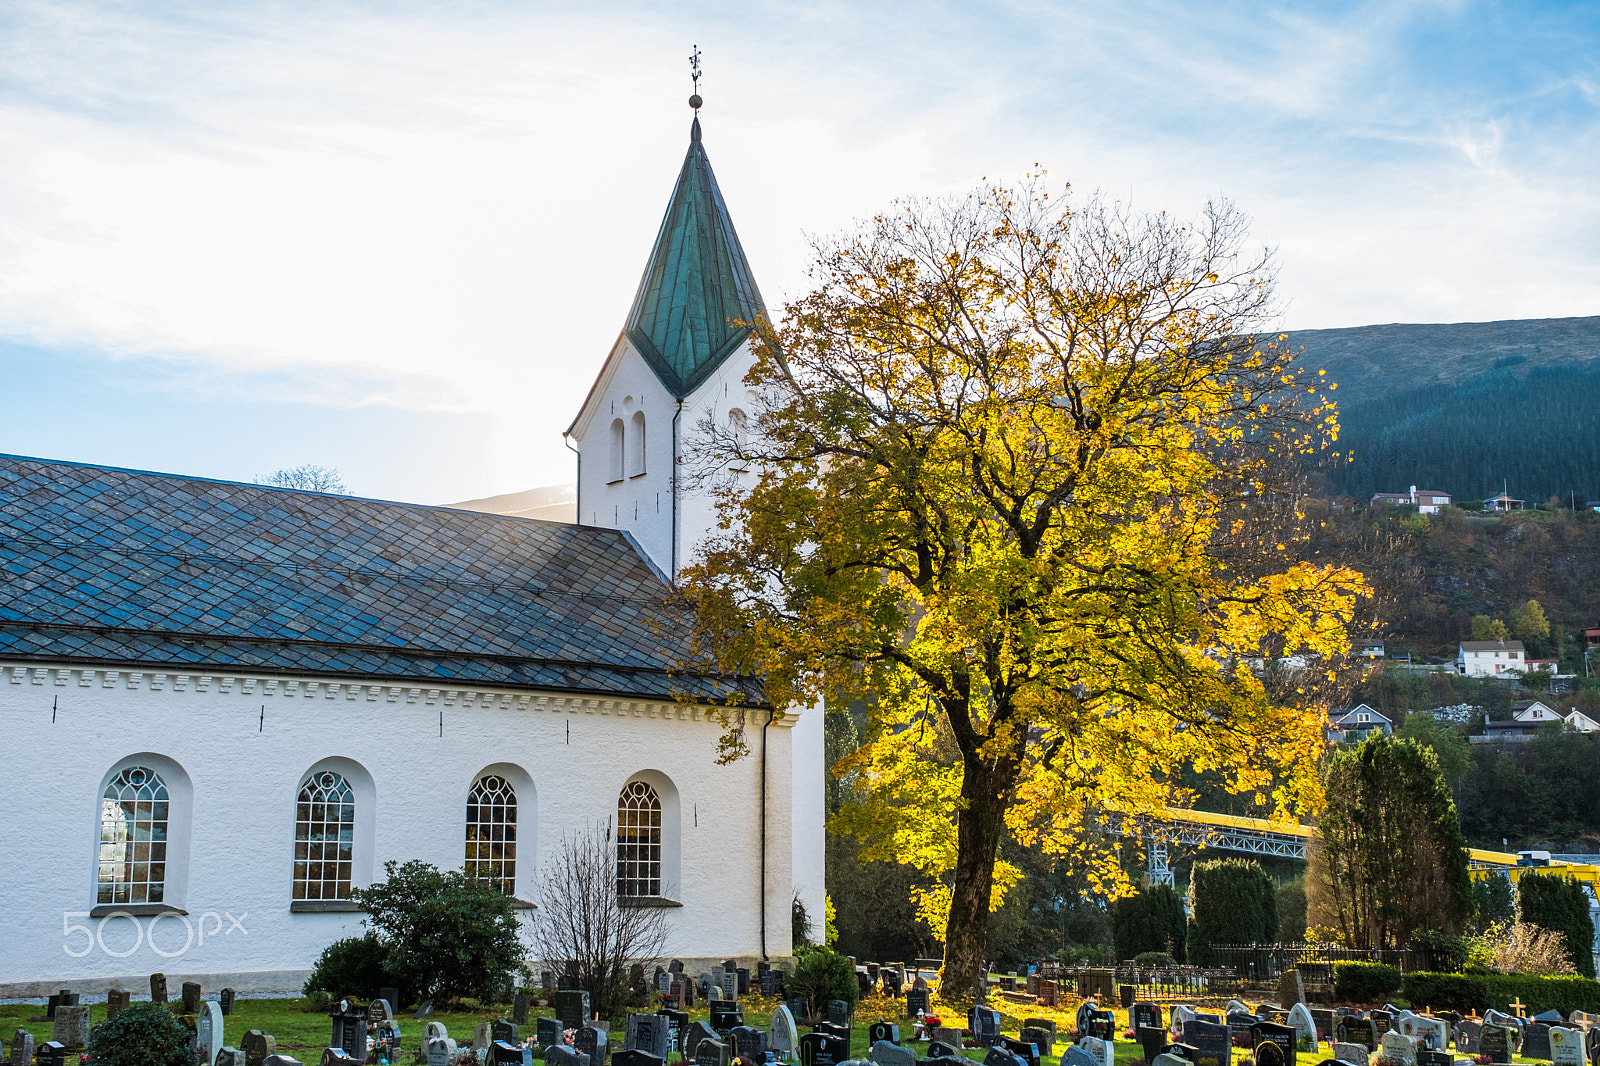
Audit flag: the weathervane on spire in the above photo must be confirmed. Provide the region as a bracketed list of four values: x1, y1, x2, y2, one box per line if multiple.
[688, 45, 703, 112]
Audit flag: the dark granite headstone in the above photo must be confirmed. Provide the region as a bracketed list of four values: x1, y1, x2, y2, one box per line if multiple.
[151, 973, 168, 1004]
[413, 1000, 435, 1021]
[928, 1043, 962, 1060]
[576, 1025, 609, 1066]
[183, 981, 203, 1014]
[546, 1047, 590, 1066]
[684, 1021, 719, 1063]
[696, 1040, 729, 1066]
[614, 1053, 665, 1066]
[1184, 1020, 1232, 1066]
[1141, 1027, 1170, 1063]
[220, 988, 237, 1017]
[1253, 1021, 1297, 1066]
[1000, 1037, 1039, 1066]
[798, 1033, 848, 1066]
[729, 1025, 766, 1063]
[1230, 1014, 1258, 1049]
[1311, 1011, 1337, 1043]
[1136, 1005, 1165, 1032]
[1368, 1012, 1392, 1032]
[1021, 1026, 1055, 1058]
[983, 1048, 1028, 1066]
[242, 1030, 277, 1066]
[709, 1002, 744, 1033]
[658, 1009, 689, 1055]
[555, 990, 592, 1030]
[537, 1018, 565, 1050]
[107, 989, 131, 1017]
[1527, 1025, 1555, 1061]
[1417, 1051, 1451, 1066]
[1454, 1020, 1482, 1055]
[10, 1029, 34, 1066]
[906, 989, 930, 1019]
[492, 1021, 521, 1046]
[1336, 1018, 1377, 1052]
[1083, 1011, 1117, 1042]
[1481, 1025, 1514, 1065]
[828, 1001, 852, 1028]
[971, 1007, 1003, 1048]
[36, 1043, 67, 1066]
[870, 1023, 901, 1046]
[1254, 1041, 1285, 1066]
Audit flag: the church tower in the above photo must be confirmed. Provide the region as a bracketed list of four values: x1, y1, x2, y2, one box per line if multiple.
[566, 81, 828, 940]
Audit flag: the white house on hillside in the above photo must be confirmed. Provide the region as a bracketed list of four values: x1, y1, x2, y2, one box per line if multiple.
[1458, 639, 1527, 676]
[1369, 486, 1451, 514]
[1327, 704, 1392, 742]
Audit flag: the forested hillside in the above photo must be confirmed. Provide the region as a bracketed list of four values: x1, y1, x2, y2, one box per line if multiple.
[1286, 316, 1600, 503]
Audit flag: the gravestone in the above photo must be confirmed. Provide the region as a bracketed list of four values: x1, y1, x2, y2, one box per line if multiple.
[331, 1000, 369, 1061]
[1454, 1021, 1482, 1055]
[9, 1031, 33, 1066]
[413, 1000, 435, 1021]
[614, 1053, 665, 1066]
[1278, 970, 1306, 1010]
[738, 969, 751, 997]
[1229, 1014, 1258, 1049]
[1135, 1005, 1165, 1032]
[1537, 1013, 1567, 1024]
[369, 1000, 395, 1024]
[1331, 1043, 1369, 1066]
[1551, 1028, 1586, 1066]
[870, 1023, 901, 1046]
[547, 1047, 591, 1066]
[219, 988, 238, 1017]
[1287, 1005, 1317, 1048]
[1481, 1025, 1514, 1065]
[870, 1033, 910, 1063]
[151, 973, 168, 1004]
[1021, 1024, 1055, 1058]
[1077, 1036, 1114, 1066]
[262, 1057, 304, 1066]
[658, 1009, 689, 1056]
[537, 1018, 565, 1049]
[35, 1043, 66, 1066]
[52, 1005, 90, 1050]
[983, 1049, 1027, 1066]
[659, 973, 675, 997]
[930, 1027, 965, 1049]
[828, 1001, 852, 1028]
[1000, 1037, 1039, 1066]
[761, 970, 779, 997]
[512, 994, 529, 1026]
[684, 1021, 719, 1063]
[1083, 1010, 1117, 1043]
[1416, 1051, 1452, 1066]
[1152, 1056, 1190, 1066]
[798, 1032, 848, 1066]
[729, 1026, 766, 1064]
[576, 1024, 609, 1066]
[1172, 1006, 1199, 1037]
[198, 1000, 226, 1066]
[1368, 1012, 1392, 1032]
[1526, 1025, 1555, 1061]
[906, 989, 931, 1019]
[971, 1007, 1003, 1047]
[557, 990, 592, 1029]
[1253, 1020, 1298, 1066]
[769, 1005, 799, 1060]
[627, 1014, 670, 1059]
[320, 1051, 357, 1066]
[1184, 1019, 1232, 1066]
[107, 989, 131, 1017]
[709, 1002, 744, 1033]
[1140, 1027, 1169, 1063]
[928, 1041, 963, 1060]
[1063, 1046, 1100, 1066]
[183, 981, 204, 1014]
[243, 1031, 278, 1066]
[1253, 1041, 1285, 1066]
[1337, 1018, 1378, 1052]
[1381, 1032, 1418, 1066]
[496, 1040, 535, 1066]
[493, 1020, 521, 1046]
[696, 1039, 729, 1066]
[723, 974, 740, 1003]
[426, 1038, 458, 1066]
[218, 1049, 247, 1066]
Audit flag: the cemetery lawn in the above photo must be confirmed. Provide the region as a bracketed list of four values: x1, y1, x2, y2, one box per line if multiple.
[0, 995, 1557, 1066]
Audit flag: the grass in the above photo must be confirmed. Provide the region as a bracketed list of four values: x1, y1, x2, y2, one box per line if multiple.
[0, 993, 1556, 1066]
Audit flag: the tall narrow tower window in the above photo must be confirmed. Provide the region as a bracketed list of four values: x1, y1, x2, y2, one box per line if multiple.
[97, 766, 169, 905]
[628, 411, 647, 477]
[608, 418, 626, 483]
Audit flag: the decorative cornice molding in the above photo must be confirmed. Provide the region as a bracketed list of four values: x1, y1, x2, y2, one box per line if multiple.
[0, 661, 798, 727]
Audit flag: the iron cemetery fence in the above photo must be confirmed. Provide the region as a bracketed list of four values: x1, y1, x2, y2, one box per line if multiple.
[1206, 943, 1448, 981]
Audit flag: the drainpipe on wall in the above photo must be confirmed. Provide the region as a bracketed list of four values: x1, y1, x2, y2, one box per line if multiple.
[761, 707, 772, 960]
[564, 434, 581, 521]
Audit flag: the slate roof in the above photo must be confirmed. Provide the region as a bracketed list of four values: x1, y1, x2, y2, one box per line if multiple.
[623, 117, 766, 398]
[0, 454, 761, 703]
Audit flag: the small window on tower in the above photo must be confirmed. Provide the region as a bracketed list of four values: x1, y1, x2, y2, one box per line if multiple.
[608, 418, 625, 483]
[629, 411, 647, 477]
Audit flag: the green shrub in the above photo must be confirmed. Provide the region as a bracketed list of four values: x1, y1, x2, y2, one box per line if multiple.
[1334, 961, 1402, 1002]
[787, 946, 857, 1017]
[353, 859, 526, 1003]
[1410, 930, 1471, 972]
[1403, 971, 1600, 1014]
[303, 932, 394, 1000]
[86, 1001, 192, 1066]
[1134, 951, 1177, 967]
[1519, 873, 1597, 978]
[1112, 884, 1188, 963]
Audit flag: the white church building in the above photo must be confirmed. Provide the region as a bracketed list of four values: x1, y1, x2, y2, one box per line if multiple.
[0, 112, 825, 997]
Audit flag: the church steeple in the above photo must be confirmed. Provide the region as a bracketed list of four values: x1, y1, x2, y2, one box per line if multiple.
[623, 113, 766, 398]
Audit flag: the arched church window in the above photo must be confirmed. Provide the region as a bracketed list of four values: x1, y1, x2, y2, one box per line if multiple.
[97, 766, 169, 905]
[726, 408, 750, 469]
[616, 779, 662, 897]
[465, 774, 517, 894]
[628, 410, 647, 477]
[293, 770, 355, 901]
[608, 418, 626, 483]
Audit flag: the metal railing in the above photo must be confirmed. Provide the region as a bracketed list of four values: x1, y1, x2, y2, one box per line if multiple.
[1207, 942, 1445, 981]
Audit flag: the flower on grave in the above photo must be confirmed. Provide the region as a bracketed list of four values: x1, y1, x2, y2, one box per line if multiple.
[564, 1030, 577, 1046]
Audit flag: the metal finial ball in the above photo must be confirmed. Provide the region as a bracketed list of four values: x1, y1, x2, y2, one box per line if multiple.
[689, 93, 702, 109]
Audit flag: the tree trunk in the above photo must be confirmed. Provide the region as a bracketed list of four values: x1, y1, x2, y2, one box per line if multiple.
[940, 754, 1015, 998]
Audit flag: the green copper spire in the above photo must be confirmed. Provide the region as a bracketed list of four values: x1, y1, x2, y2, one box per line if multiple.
[624, 116, 766, 398]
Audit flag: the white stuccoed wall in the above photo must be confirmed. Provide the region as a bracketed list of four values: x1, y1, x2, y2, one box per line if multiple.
[571, 334, 828, 945]
[0, 662, 795, 996]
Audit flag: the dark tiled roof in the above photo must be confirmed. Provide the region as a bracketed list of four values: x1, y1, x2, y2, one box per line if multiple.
[0, 454, 759, 703]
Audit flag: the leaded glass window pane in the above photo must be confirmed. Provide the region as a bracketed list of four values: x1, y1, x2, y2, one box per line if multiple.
[293, 771, 355, 901]
[616, 780, 661, 898]
[97, 766, 169, 905]
[464, 775, 517, 894]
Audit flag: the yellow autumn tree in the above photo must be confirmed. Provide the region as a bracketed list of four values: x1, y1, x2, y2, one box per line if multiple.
[676, 180, 1368, 993]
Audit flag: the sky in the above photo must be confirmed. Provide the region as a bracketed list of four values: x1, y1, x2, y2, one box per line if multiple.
[1, 0, 1598, 504]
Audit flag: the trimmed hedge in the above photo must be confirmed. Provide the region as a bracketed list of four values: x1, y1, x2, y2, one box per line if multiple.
[1334, 961, 1402, 1002]
[1402, 971, 1600, 1015]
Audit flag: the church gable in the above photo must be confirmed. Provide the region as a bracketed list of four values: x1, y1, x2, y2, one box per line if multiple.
[0, 453, 757, 704]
